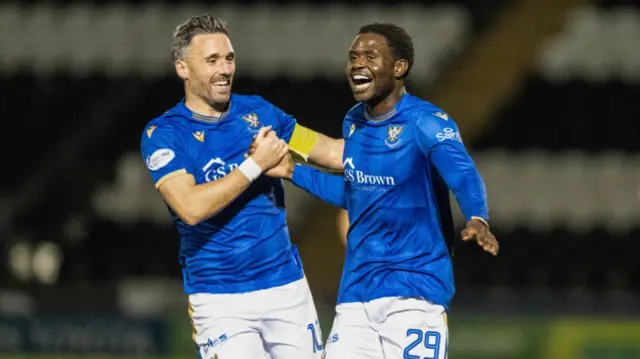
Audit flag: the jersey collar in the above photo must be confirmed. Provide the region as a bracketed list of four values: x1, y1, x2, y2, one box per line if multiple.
[178, 97, 234, 125]
[363, 92, 409, 126]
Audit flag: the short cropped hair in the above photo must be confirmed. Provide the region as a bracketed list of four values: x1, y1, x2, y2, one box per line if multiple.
[172, 14, 229, 62]
[358, 23, 414, 79]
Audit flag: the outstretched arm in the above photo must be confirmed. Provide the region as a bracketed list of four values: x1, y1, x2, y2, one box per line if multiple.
[415, 113, 498, 255]
[290, 164, 347, 209]
[270, 153, 346, 209]
[269, 102, 344, 171]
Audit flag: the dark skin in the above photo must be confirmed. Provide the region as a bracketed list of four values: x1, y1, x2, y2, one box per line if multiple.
[250, 32, 499, 256]
[346, 33, 407, 117]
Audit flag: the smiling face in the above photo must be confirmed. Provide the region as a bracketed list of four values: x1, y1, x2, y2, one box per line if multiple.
[345, 32, 409, 108]
[346, 33, 396, 104]
[175, 33, 236, 110]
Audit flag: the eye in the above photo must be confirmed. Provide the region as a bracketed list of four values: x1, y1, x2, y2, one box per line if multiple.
[367, 55, 376, 61]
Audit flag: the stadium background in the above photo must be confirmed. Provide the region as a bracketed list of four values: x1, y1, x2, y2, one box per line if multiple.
[1, 0, 639, 358]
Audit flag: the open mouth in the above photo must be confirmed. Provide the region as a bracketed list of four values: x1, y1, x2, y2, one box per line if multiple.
[212, 79, 231, 92]
[351, 74, 373, 92]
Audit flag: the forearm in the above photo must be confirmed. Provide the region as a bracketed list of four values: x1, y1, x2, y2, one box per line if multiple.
[308, 135, 344, 171]
[430, 145, 489, 222]
[290, 164, 347, 208]
[183, 170, 251, 223]
[162, 161, 261, 225]
[450, 168, 489, 223]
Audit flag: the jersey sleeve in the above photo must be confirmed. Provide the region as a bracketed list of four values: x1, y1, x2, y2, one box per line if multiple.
[291, 164, 346, 209]
[268, 101, 318, 161]
[415, 112, 489, 222]
[414, 111, 467, 153]
[140, 124, 191, 189]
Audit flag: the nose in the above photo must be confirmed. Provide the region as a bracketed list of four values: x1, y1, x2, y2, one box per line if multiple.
[219, 61, 233, 76]
[352, 57, 366, 70]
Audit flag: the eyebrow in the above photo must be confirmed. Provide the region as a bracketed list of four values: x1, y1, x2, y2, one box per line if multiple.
[204, 52, 235, 60]
[349, 49, 379, 55]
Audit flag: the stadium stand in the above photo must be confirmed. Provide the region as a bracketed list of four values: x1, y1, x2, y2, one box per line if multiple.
[1, 0, 638, 316]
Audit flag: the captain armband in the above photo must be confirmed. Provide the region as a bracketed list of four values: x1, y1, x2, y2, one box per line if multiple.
[288, 124, 318, 162]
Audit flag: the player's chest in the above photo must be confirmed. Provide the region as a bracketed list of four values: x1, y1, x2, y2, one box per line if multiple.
[185, 124, 256, 184]
[343, 124, 419, 184]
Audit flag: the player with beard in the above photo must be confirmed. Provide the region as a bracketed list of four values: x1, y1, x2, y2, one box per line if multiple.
[140, 14, 342, 359]
[257, 23, 499, 358]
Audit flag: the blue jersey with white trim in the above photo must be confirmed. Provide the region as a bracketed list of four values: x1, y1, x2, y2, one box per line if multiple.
[291, 93, 489, 309]
[140, 94, 303, 295]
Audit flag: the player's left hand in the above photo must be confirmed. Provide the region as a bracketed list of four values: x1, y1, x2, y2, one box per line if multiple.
[245, 129, 268, 158]
[461, 219, 499, 256]
[246, 128, 294, 179]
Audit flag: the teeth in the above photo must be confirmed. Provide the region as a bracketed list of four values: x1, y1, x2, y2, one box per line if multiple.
[214, 81, 229, 86]
[353, 75, 370, 80]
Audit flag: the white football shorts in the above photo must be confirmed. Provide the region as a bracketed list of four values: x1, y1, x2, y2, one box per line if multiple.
[189, 277, 323, 359]
[323, 296, 448, 359]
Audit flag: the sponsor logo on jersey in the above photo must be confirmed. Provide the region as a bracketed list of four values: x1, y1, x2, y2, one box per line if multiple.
[434, 112, 449, 121]
[347, 123, 356, 137]
[146, 125, 157, 138]
[343, 157, 396, 190]
[202, 157, 239, 182]
[146, 148, 175, 171]
[193, 131, 205, 142]
[436, 127, 462, 143]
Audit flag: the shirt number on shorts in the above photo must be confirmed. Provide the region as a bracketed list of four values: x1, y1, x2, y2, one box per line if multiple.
[403, 329, 441, 359]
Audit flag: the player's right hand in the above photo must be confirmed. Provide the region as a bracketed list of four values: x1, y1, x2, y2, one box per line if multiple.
[461, 219, 499, 256]
[250, 126, 289, 171]
[263, 151, 294, 180]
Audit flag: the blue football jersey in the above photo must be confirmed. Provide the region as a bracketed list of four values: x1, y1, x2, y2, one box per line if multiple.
[140, 94, 304, 295]
[291, 93, 489, 309]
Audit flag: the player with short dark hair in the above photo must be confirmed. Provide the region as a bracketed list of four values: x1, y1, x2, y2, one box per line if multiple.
[357, 23, 414, 79]
[140, 13, 342, 359]
[260, 22, 499, 358]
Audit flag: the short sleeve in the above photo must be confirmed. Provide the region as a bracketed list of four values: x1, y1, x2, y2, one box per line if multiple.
[140, 124, 191, 189]
[414, 111, 467, 156]
[265, 100, 319, 161]
[268, 102, 297, 143]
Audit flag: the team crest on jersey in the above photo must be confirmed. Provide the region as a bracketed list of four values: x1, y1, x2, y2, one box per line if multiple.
[242, 113, 261, 132]
[146, 125, 157, 138]
[193, 131, 205, 142]
[385, 125, 403, 147]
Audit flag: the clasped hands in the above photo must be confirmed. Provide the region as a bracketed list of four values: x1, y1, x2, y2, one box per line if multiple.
[245, 126, 294, 179]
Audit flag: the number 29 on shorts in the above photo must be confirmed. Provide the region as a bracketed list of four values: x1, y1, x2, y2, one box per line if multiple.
[403, 329, 444, 359]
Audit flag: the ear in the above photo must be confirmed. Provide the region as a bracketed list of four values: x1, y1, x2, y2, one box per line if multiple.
[394, 59, 409, 79]
[175, 60, 189, 80]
